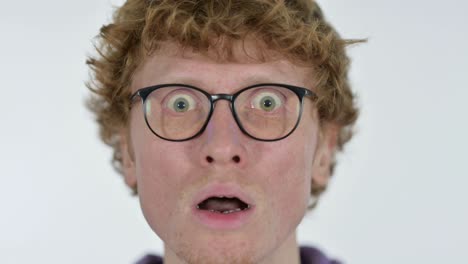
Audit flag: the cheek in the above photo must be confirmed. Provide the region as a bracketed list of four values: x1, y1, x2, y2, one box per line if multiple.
[130, 111, 189, 203]
[262, 120, 317, 228]
[266, 145, 312, 221]
[131, 129, 192, 233]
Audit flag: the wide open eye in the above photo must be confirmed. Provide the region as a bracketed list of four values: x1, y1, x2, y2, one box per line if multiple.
[251, 91, 283, 112]
[166, 92, 197, 113]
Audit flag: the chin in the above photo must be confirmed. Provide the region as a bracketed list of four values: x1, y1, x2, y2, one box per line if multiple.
[173, 245, 259, 264]
[166, 231, 269, 264]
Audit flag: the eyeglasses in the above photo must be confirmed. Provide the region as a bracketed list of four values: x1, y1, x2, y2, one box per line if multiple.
[129, 83, 317, 142]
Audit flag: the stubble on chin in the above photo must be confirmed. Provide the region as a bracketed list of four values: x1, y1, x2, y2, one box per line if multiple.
[167, 238, 261, 264]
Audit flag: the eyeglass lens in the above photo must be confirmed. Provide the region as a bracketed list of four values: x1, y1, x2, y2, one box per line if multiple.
[144, 85, 301, 140]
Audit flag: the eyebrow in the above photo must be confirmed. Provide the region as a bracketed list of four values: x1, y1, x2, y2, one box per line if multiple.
[155, 74, 288, 92]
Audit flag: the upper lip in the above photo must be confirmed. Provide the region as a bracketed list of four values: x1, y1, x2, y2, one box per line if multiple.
[193, 182, 255, 208]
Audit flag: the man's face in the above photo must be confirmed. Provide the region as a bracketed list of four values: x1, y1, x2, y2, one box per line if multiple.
[121, 42, 333, 264]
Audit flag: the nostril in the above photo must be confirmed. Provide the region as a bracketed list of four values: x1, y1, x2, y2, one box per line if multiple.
[205, 155, 241, 164]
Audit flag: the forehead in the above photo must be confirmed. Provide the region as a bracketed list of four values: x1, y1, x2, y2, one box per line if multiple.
[131, 40, 315, 93]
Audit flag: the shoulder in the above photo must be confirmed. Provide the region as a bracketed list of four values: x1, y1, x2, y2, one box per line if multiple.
[135, 254, 163, 264]
[300, 246, 343, 264]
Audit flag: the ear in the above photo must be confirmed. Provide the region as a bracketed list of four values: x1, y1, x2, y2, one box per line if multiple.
[311, 123, 339, 187]
[119, 128, 137, 190]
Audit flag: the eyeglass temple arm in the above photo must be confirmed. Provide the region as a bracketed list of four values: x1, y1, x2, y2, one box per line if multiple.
[129, 91, 142, 109]
[304, 89, 318, 101]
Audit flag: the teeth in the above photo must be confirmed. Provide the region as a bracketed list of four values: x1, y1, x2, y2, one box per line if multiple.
[204, 208, 245, 214]
[215, 195, 235, 199]
[197, 205, 251, 212]
[221, 208, 242, 214]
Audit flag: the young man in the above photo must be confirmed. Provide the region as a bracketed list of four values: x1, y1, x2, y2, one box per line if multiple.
[87, 0, 361, 263]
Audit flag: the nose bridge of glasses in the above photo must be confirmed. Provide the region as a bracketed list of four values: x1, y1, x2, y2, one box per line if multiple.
[209, 94, 237, 126]
[206, 94, 239, 134]
[211, 94, 234, 103]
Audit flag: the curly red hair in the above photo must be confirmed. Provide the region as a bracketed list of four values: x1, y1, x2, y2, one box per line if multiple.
[86, 0, 363, 208]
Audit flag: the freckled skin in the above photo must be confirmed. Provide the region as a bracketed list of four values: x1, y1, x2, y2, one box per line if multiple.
[121, 41, 331, 264]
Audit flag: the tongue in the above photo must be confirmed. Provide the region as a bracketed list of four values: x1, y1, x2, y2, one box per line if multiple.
[200, 197, 244, 211]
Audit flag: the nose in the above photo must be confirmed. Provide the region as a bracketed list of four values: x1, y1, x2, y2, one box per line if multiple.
[198, 100, 248, 168]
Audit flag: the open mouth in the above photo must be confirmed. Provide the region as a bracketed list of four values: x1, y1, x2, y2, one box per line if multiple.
[197, 196, 251, 214]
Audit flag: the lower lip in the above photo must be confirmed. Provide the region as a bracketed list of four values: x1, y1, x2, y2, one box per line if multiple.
[192, 207, 254, 230]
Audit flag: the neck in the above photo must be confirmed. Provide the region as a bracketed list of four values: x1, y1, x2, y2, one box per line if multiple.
[258, 232, 300, 264]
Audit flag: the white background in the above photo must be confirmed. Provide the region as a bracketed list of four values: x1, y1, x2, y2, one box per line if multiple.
[1, 0, 467, 263]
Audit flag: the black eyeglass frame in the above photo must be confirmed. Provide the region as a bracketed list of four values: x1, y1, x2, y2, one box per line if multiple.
[130, 83, 318, 142]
